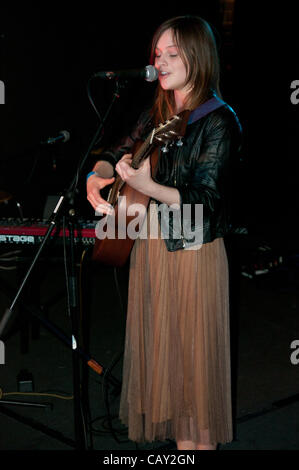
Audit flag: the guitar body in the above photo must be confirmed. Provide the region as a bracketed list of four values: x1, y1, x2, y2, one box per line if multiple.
[92, 161, 152, 267]
[92, 110, 190, 267]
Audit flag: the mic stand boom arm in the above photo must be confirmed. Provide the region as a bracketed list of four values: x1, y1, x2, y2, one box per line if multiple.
[0, 79, 124, 450]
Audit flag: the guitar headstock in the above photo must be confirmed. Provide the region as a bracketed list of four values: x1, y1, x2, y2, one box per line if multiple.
[151, 110, 190, 148]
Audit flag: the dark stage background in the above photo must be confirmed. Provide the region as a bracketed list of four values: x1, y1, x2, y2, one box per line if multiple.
[0, 0, 298, 236]
[0, 0, 299, 453]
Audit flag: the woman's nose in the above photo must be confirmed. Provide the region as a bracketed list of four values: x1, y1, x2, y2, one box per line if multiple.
[155, 54, 167, 68]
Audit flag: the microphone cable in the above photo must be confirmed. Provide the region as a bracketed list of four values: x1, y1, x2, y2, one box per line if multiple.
[78, 248, 129, 446]
[87, 77, 103, 124]
[69, 75, 119, 197]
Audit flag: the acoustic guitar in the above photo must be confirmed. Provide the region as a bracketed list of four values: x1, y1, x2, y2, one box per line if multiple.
[92, 110, 190, 267]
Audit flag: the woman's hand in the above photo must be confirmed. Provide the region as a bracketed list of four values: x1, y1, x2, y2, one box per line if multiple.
[115, 154, 154, 195]
[86, 174, 115, 214]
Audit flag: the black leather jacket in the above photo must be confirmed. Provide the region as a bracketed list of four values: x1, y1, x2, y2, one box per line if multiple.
[99, 101, 242, 252]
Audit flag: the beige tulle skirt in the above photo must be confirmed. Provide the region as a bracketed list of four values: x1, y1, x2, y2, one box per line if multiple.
[119, 207, 233, 445]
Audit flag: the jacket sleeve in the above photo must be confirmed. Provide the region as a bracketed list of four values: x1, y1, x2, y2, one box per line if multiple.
[97, 109, 153, 170]
[177, 114, 237, 217]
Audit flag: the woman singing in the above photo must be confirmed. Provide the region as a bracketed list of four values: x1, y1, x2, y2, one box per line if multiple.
[87, 15, 242, 450]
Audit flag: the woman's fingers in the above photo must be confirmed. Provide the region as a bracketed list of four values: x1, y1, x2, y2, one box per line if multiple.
[116, 154, 133, 180]
[99, 176, 115, 188]
[86, 175, 115, 213]
[88, 192, 113, 214]
[120, 153, 133, 163]
[95, 202, 114, 216]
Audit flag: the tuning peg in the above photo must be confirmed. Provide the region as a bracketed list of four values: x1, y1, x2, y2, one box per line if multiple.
[176, 138, 184, 147]
[161, 143, 169, 153]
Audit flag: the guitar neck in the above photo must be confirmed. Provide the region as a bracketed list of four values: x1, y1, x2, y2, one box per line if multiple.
[105, 111, 190, 207]
[107, 134, 155, 206]
[131, 132, 155, 169]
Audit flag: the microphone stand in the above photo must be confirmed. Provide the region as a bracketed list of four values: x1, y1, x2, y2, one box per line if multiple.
[0, 79, 124, 450]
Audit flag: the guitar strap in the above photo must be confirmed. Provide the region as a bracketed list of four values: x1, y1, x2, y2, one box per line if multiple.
[151, 96, 225, 176]
[187, 95, 226, 125]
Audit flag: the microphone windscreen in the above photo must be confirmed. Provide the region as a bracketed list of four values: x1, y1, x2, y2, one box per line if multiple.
[59, 130, 70, 143]
[145, 65, 159, 82]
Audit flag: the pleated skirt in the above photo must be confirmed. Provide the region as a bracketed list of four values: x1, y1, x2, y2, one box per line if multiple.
[119, 208, 233, 445]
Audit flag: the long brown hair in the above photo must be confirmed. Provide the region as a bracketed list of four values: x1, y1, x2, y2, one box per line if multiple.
[150, 15, 222, 124]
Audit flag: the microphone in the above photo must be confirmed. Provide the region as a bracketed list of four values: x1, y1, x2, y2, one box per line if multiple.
[41, 130, 70, 145]
[92, 65, 158, 82]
